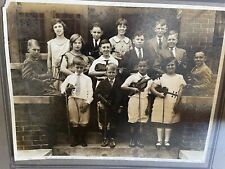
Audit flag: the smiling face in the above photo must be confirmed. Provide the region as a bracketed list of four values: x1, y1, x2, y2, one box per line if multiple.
[133, 35, 144, 49]
[154, 24, 167, 37]
[72, 38, 82, 52]
[166, 60, 176, 75]
[117, 24, 127, 36]
[194, 52, 206, 67]
[53, 22, 64, 37]
[28, 44, 40, 59]
[167, 34, 178, 48]
[74, 64, 85, 75]
[100, 43, 111, 57]
[138, 61, 148, 75]
[90, 26, 103, 40]
[106, 67, 117, 80]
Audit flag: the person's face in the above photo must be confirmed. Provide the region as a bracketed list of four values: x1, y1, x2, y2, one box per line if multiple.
[53, 23, 64, 37]
[75, 64, 85, 75]
[133, 35, 145, 48]
[154, 24, 167, 37]
[166, 60, 176, 75]
[117, 24, 127, 35]
[106, 68, 117, 80]
[194, 52, 206, 67]
[28, 44, 40, 59]
[100, 43, 111, 57]
[90, 27, 103, 40]
[138, 61, 148, 75]
[72, 38, 82, 52]
[167, 34, 178, 48]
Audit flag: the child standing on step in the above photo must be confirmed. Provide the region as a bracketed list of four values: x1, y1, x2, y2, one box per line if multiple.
[121, 59, 153, 148]
[61, 56, 93, 147]
[150, 57, 186, 149]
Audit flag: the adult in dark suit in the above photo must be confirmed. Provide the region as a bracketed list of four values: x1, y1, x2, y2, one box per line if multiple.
[83, 22, 103, 59]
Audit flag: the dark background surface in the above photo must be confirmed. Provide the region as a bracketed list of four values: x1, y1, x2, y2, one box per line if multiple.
[1, 0, 225, 169]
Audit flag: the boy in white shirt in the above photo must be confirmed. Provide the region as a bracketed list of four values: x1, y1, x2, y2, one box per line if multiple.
[61, 56, 93, 147]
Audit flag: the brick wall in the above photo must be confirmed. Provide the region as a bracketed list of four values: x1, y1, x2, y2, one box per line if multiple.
[15, 98, 67, 150]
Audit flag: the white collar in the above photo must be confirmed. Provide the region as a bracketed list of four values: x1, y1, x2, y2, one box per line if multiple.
[137, 72, 148, 78]
[112, 36, 130, 44]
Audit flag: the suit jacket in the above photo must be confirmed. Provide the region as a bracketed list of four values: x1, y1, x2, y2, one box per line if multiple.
[83, 39, 102, 59]
[95, 78, 123, 110]
[145, 36, 167, 67]
[119, 48, 150, 73]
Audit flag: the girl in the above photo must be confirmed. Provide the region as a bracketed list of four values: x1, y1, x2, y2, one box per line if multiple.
[47, 18, 70, 90]
[60, 34, 88, 78]
[150, 57, 186, 149]
[109, 18, 132, 60]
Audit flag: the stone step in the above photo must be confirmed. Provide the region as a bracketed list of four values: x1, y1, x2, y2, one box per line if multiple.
[53, 144, 180, 159]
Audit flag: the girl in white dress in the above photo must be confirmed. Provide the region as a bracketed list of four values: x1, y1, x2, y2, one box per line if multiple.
[47, 18, 70, 90]
[151, 57, 186, 149]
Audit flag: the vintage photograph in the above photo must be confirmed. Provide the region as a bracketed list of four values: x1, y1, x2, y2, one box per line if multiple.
[3, 0, 225, 163]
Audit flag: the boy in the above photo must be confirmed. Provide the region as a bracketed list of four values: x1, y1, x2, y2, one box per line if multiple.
[121, 60, 153, 148]
[158, 30, 188, 76]
[120, 31, 150, 74]
[22, 39, 59, 96]
[95, 63, 122, 148]
[187, 51, 212, 96]
[83, 22, 103, 59]
[61, 56, 93, 147]
[146, 19, 168, 77]
[88, 39, 118, 87]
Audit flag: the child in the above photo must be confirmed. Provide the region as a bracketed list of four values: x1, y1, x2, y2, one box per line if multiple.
[121, 60, 153, 148]
[109, 18, 132, 60]
[88, 39, 118, 87]
[159, 30, 187, 76]
[146, 19, 168, 77]
[187, 51, 212, 96]
[83, 22, 104, 59]
[61, 56, 93, 147]
[47, 18, 70, 90]
[95, 63, 122, 148]
[120, 31, 150, 75]
[150, 57, 186, 149]
[60, 34, 88, 78]
[22, 39, 59, 96]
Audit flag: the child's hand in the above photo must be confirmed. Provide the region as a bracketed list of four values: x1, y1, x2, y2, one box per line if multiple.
[158, 93, 165, 98]
[80, 102, 89, 113]
[131, 87, 139, 93]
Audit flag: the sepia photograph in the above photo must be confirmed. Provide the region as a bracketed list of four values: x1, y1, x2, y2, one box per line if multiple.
[2, 0, 225, 166]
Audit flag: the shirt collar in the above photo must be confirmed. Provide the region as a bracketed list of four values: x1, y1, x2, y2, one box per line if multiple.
[137, 72, 148, 78]
[74, 72, 83, 76]
[112, 36, 130, 44]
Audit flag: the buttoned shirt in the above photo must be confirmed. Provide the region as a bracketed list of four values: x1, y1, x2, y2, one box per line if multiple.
[61, 72, 93, 104]
[109, 36, 132, 56]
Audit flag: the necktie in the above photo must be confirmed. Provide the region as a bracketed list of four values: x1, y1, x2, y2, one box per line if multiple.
[158, 38, 162, 49]
[75, 75, 81, 95]
[105, 60, 109, 65]
[138, 48, 142, 58]
[94, 39, 98, 48]
[109, 80, 114, 87]
[169, 47, 174, 57]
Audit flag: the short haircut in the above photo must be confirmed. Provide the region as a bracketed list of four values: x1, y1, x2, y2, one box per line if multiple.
[90, 22, 102, 30]
[133, 31, 144, 39]
[99, 39, 111, 47]
[155, 19, 167, 27]
[161, 57, 178, 72]
[116, 18, 128, 26]
[168, 30, 178, 38]
[138, 59, 148, 66]
[195, 51, 205, 56]
[106, 63, 118, 71]
[73, 55, 86, 66]
[27, 39, 39, 50]
[51, 18, 66, 30]
[69, 34, 84, 50]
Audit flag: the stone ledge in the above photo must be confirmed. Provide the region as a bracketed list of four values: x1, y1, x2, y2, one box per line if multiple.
[179, 150, 204, 161]
[16, 149, 52, 161]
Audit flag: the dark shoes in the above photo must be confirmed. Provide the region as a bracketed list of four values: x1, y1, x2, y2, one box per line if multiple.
[101, 138, 109, 147]
[71, 139, 80, 147]
[109, 138, 116, 148]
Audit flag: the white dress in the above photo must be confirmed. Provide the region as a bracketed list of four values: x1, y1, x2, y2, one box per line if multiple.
[151, 74, 186, 124]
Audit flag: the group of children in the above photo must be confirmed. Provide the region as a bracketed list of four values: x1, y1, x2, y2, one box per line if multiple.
[21, 17, 213, 149]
